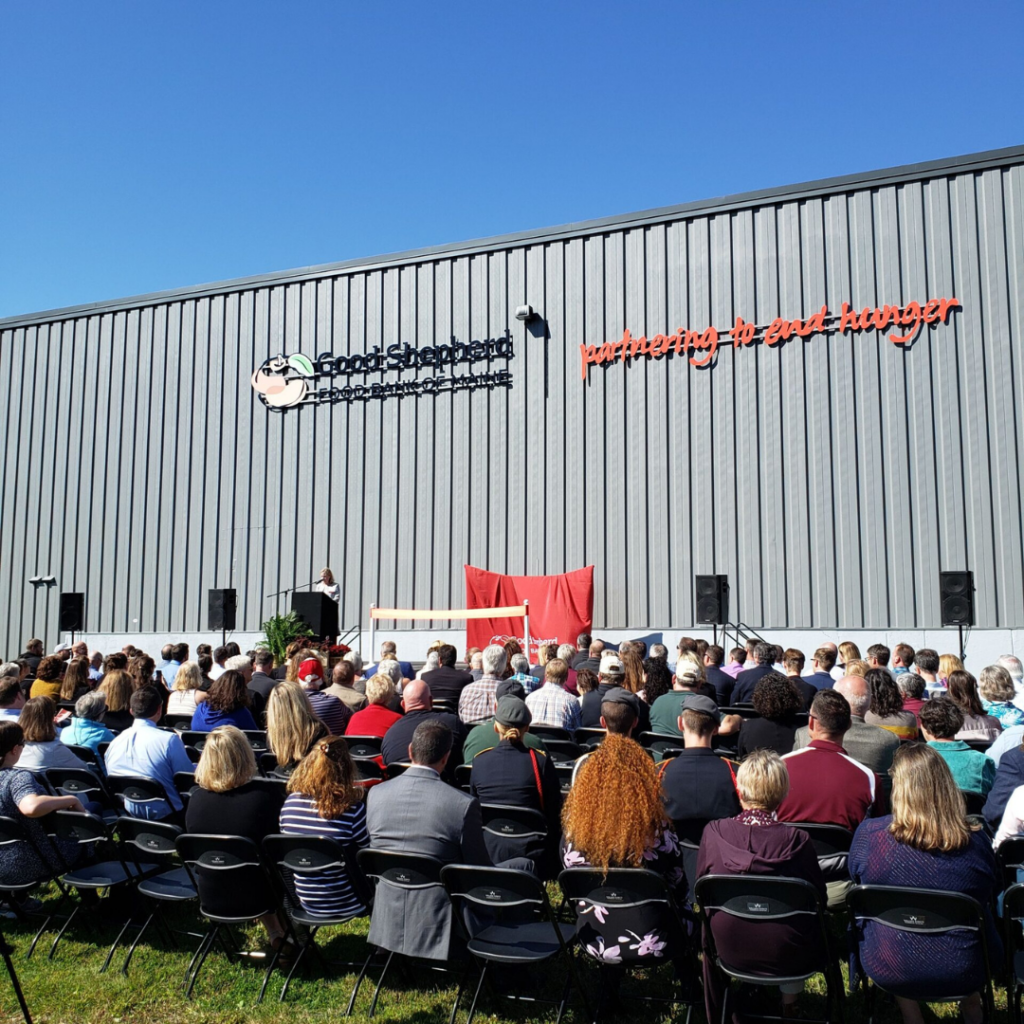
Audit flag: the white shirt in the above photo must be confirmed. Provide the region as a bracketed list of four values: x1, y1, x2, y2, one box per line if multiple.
[995, 784, 1024, 848]
[208, 664, 226, 681]
[317, 581, 341, 603]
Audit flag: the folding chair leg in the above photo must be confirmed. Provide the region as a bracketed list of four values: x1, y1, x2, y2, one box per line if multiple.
[47, 904, 81, 961]
[278, 929, 316, 1002]
[346, 948, 377, 1016]
[564, 947, 594, 1024]
[448, 968, 469, 1024]
[0, 939, 31, 1024]
[367, 950, 396, 1018]
[182, 926, 212, 991]
[185, 925, 219, 999]
[25, 916, 52, 960]
[553, 969, 572, 1024]
[100, 913, 135, 973]
[464, 960, 489, 1024]
[256, 937, 285, 1006]
[120, 912, 154, 975]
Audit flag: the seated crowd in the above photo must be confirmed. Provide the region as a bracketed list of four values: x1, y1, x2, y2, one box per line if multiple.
[2, 633, 1024, 1022]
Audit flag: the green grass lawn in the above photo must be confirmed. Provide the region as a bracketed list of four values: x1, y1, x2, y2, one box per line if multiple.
[0, 885, 1005, 1023]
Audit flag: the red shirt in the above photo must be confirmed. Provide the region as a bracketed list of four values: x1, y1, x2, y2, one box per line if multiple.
[902, 696, 926, 720]
[777, 739, 882, 830]
[346, 704, 402, 738]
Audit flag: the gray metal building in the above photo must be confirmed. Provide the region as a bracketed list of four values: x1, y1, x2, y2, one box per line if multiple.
[2, 146, 1023, 658]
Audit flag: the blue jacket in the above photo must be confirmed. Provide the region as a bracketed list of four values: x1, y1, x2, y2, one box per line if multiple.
[60, 717, 114, 754]
[983, 744, 1024, 826]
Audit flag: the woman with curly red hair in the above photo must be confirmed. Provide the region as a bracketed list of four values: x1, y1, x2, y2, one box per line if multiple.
[561, 732, 686, 966]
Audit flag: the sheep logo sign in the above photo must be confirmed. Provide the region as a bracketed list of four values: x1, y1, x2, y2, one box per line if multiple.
[251, 353, 315, 409]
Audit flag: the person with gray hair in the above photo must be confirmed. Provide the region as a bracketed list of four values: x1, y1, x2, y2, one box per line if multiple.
[0, 663, 19, 680]
[458, 644, 506, 725]
[979, 665, 1024, 728]
[792, 675, 899, 782]
[343, 651, 364, 677]
[509, 653, 540, 695]
[59, 690, 114, 754]
[896, 673, 927, 721]
[223, 654, 253, 683]
[999, 655, 1024, 707]
[555, 643, 580, 695]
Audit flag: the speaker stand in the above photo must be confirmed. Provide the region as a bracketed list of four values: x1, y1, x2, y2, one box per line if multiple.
[958, 623, 965, 663]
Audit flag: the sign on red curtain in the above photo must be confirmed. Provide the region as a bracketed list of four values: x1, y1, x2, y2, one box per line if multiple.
[464, 565, 594, 660]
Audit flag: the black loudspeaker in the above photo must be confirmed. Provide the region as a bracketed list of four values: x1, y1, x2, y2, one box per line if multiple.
[695, 575, 729, 624]
[58, 593, 84, 631]
[292, 592, 339, 639]
[208, 589, 237, 631]
[940, 571, 974, 626]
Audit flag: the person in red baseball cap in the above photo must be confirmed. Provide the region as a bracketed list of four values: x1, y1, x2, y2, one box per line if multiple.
[296, 658, 350, 735]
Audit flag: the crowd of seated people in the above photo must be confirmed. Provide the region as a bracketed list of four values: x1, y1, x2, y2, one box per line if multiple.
[1, 633, 1024, 1021]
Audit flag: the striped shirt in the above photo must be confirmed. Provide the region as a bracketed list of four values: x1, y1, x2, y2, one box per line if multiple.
[279, 793, 369, 918]
[458, 676, 502, 725]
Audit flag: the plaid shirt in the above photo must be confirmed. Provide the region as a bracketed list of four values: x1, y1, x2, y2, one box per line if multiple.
[458, 675, 502, 724]
[526, 683, 582, 731]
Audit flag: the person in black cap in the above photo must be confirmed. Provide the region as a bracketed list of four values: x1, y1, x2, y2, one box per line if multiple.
[658, 696, 741, 898]
[571, 686, 643, 783]
[579, 656, 651, 734]
[460, 679, 548, 763]
[469, 695, 562, 870]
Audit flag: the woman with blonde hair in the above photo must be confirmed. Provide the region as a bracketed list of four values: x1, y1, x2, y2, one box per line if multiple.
[939, 653, 965, 686]
[561, 733, 685, 961]
[266, 680, 327, 775]
[279, 736, 370, 918]
[697, 750, 826, 1021]
[850, 743, 999, 1024]
[167, 662, 204, 715]
[844, 659, 869, 678]
[978, 664, 1024, 728]
[100, 669, 134, 732]
[185, 727, 289, 949]
[838, 641, 862, 673]
[317, 567, 341, 604]
[345, 674, 402, 737]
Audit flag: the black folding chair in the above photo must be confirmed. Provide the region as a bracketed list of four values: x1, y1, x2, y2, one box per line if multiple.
[0, 816, 70, 958]
[39, 811, 157, 967]
[559, 867, 697, 1023]
[242, 730, 269, 753]
[695, 874, 844, 1024]
[848, 883, 995, 1024]
[352, 849, 450, 1018]
[62, 744, 105, 773]
[479, 804, 549, 869]
[962, 790, 988, 816]
[97, 741, 112, 760]
[529, 726, 574, 744]
[173, 771, 197, 808]
[105, 775, 174, 820]
[0, 926, 32, 1024]
[781, 822, 854, 883]
[572, 728, 607, 750]
[262, 834, 373, 1001]
[259, 752, 295, 780]
[998, 836, 1024, 890]
[718, 706, 762, 720]
[160, 713, 193, 732]
[963, 738, 994, 754]
[454, 764, 472, 792]
[175, 834, 288, 1003]
[249, 776, 289, 801]
[353, 759, 386, 785]
[432, 699, 457, 716]
[554, 764, 574, 794]
[343, 736, 384, 759]
[384, 762, 410, 778]
[179, 731, 210, 753]
[1002, 882, 1024, 1023]
[639, 731, 686, 758]
[45, 768, 118, 824]
[539, 739, 584, 762]
[111, 817, 199, 975]
[442, 865, 591, 1024]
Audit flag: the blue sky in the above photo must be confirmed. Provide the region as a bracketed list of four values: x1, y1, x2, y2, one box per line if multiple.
[1, 0, 1021, 319]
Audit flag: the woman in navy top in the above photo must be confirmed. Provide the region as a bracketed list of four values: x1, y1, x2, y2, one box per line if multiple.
[850, 743, 1000, 1024]
[190, 671, 258, 732]
[279, 736, 369, 918]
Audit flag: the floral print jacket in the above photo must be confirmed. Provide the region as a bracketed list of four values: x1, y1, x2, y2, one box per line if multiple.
[561, 823, 688, 964]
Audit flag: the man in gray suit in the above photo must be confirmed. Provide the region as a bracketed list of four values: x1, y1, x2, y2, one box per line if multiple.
[365, 720, 490, 961]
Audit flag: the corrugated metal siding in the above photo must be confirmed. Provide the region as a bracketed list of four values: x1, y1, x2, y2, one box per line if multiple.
[2, 155, 1023, 653]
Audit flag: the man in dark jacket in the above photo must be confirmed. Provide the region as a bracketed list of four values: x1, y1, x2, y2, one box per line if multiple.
[18, 639, 43, 679]
[732, 642, 779, 704]
[421, 644, 474, 703]
[703, 645, 735, 705]
[984, 742, 1024, 827]
[381, 680, 465, 781]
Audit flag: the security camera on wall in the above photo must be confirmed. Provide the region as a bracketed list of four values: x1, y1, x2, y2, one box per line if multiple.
[515, 304, 534, 321]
